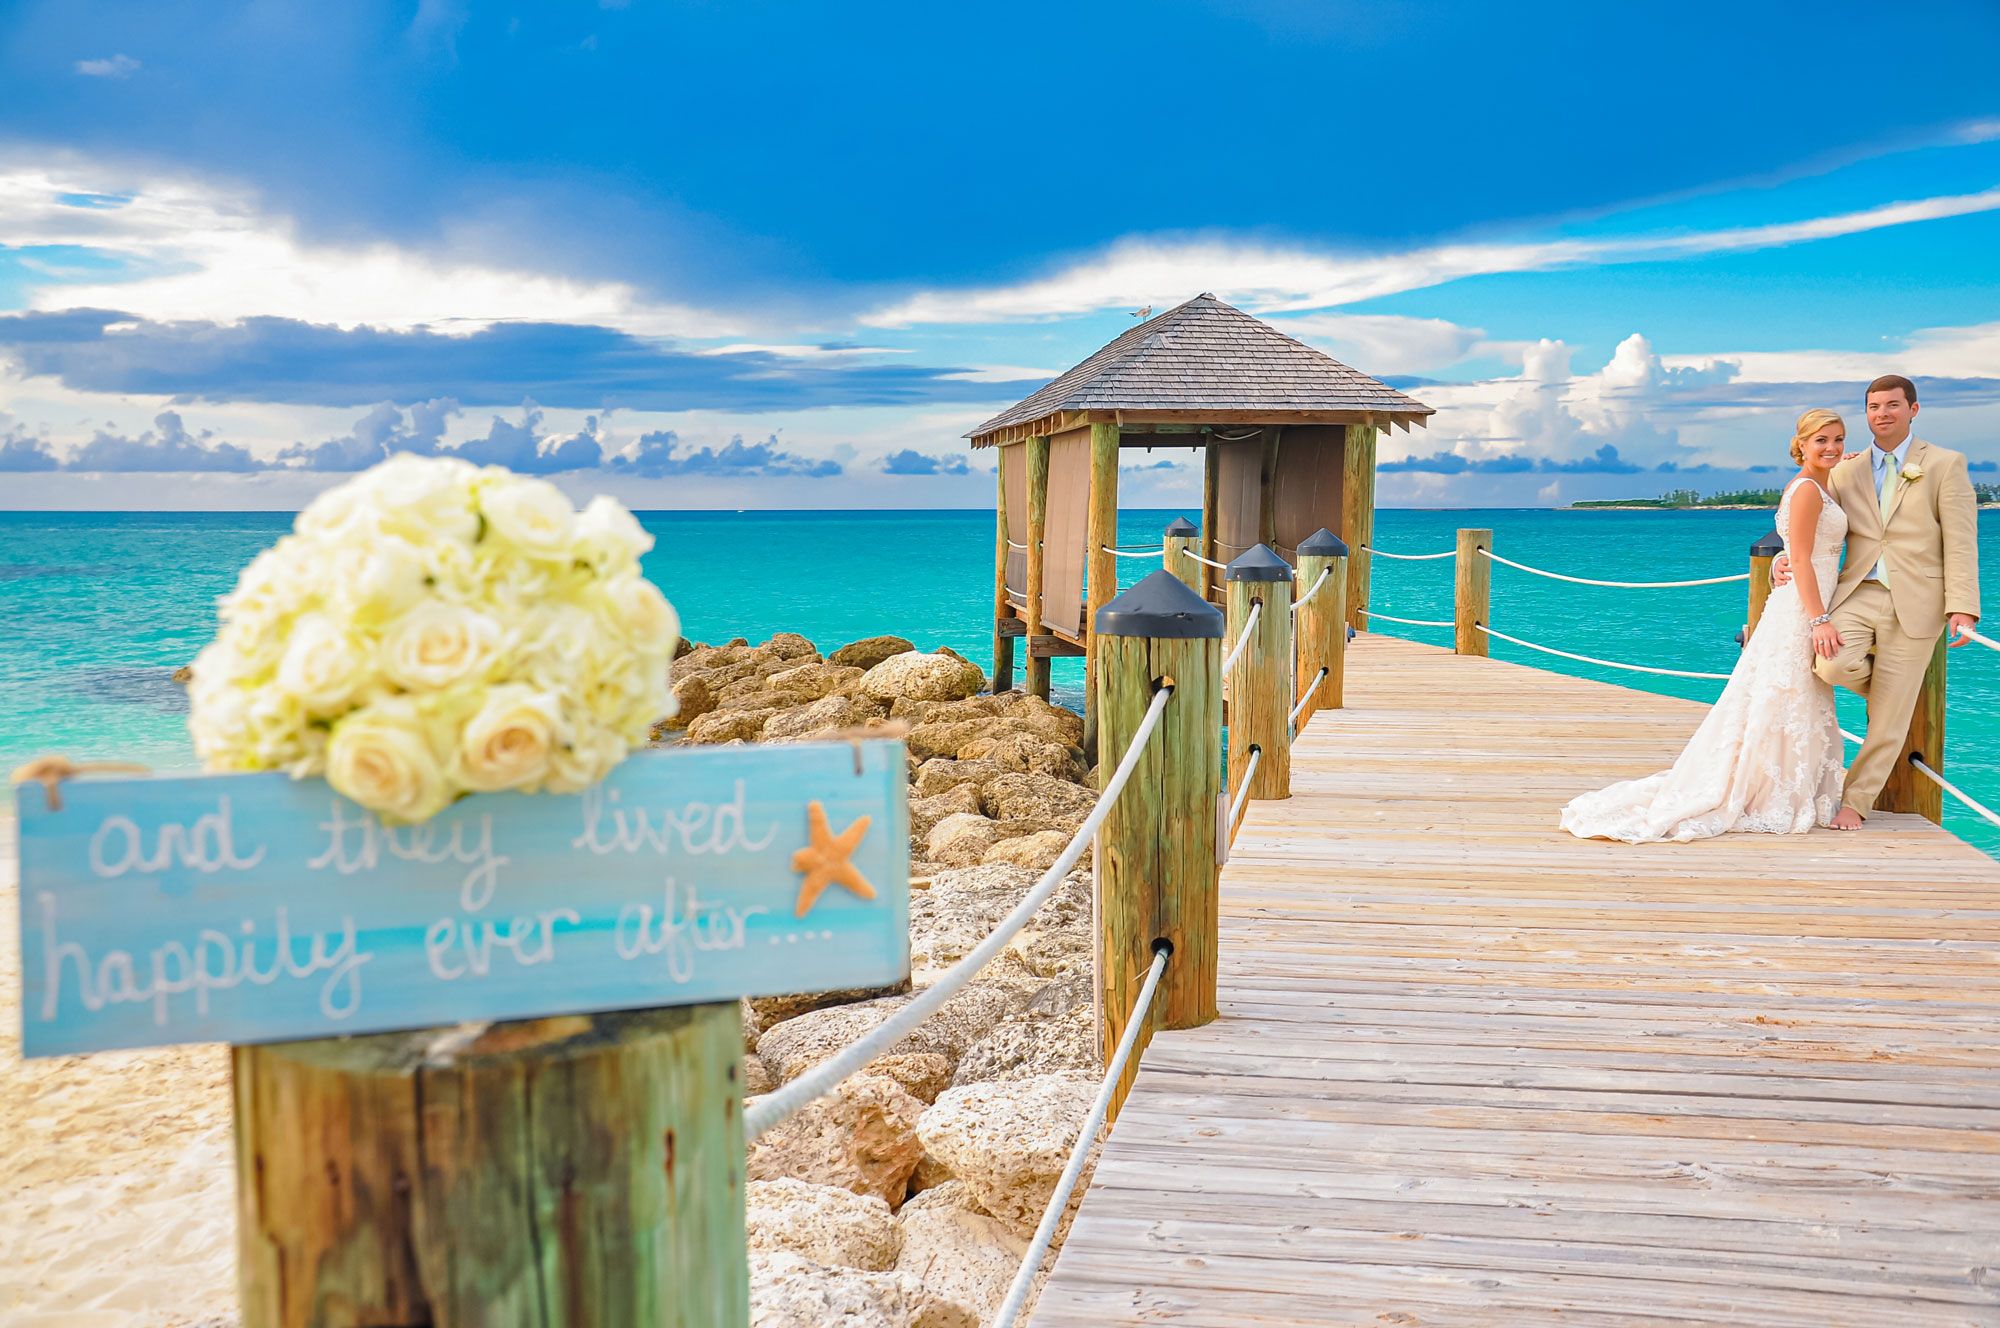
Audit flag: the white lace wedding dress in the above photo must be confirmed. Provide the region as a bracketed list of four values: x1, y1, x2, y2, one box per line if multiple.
[1560, 478, 1847, 843]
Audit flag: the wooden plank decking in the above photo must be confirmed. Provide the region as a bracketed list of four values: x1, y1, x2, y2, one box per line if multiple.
[1034, 632, 2000, 1327]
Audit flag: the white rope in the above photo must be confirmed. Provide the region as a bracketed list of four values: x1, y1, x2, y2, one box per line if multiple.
[1100, 545, 1165, 559]
[1479, 547, 1748, 589]
[990, 944, 1170, 1328]
[1289, 670, 1327, 728]
[1361, 544, 1455, 561]
[1962, 624, 2000, 654]
[1223, 601, 1263, 674]
[1179, 547, 1228, 570]
[1911, 758, 2000, 830]
[1006, 540, 1029, 551]
[1840, 727, 1864, 746]
[1228, 746, 1262, 831]
[1366, 610, 1454, 628]
[744, 685, 1174, 1140]
[1289, 568, 1331, 615]
[1475, 624, 1733, 681]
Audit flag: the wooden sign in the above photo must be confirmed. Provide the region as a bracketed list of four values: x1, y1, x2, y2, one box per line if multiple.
[15, 740, 908, 1057]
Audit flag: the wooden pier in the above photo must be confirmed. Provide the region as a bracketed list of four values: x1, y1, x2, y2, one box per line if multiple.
[1035, 631, 2000, 1326]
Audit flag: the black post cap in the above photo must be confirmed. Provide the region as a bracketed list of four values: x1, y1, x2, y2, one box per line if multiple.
[1094, 570, 1226, 639]
[1750, 531, 1785, 557]
[1163, 516, 1199, 537]
[1297, 528, 1349, 558]
[1224, 543, 1295, 583]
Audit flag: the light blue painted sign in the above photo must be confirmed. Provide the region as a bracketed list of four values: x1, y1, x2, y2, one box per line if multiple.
[15, 740, 909, 1057]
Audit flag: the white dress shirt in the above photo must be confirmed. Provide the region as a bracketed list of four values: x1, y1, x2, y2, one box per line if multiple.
[1868, 436, 1911, 582]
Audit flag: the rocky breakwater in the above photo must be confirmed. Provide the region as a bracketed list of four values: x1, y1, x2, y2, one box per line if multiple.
[659, 633, 1104, 1327]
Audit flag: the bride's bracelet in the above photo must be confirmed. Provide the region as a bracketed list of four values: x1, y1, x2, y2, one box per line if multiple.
[1810, 612, 1834, 626]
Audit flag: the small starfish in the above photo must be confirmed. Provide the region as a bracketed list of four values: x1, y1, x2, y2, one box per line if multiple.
[791, 800, 877, 918]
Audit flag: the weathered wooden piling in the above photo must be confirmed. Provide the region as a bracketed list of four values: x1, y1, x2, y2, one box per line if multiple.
[1746, 530, 1783, 641]
[1880, 639, 1948, 824]
[1293, 528, 1348, 717]
[1455, 528, 1492, 657]
[234, 1006, 746, 1328]
[992, 461, 1014, 692]
[1082, 421, 1120, 752]
[1163, 516, 1203, 598]
[1024, 434, 1052, 700]
[1224, 545, 1294, 803]
[1094, 571, 1223, 1118]
[1342, 423, 1379, 629]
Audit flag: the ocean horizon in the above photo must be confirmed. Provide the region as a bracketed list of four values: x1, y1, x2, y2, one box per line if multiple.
[4, 506, 1995, 857]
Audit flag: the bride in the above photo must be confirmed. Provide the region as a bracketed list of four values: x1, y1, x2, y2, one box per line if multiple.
[1561, 409, 1851, 843]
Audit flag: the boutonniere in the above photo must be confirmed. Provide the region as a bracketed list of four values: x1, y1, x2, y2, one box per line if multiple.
[1901, 462, 1923, 482]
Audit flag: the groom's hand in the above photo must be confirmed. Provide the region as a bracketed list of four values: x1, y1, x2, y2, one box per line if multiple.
[1948, 613, 1980, 647]
[1770, 552, 1793, 588]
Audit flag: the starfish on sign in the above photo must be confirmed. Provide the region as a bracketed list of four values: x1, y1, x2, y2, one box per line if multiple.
[791, 801, 877, 918]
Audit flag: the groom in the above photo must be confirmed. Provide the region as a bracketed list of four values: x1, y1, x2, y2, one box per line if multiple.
[1776, 375, 1981, 828]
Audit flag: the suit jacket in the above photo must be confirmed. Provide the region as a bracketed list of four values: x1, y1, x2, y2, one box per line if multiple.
[1828, 436, 1981, 638]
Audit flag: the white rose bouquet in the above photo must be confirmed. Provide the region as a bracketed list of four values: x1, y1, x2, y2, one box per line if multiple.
[187, 455, 679, 822]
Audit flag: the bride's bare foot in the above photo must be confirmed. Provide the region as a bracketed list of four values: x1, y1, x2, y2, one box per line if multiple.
[1830, 807, 1865, 831]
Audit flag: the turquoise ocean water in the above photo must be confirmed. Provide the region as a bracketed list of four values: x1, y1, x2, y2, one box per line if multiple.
[2, 507, 1996, 856]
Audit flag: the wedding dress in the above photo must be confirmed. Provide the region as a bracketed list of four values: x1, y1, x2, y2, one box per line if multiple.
[1560, 478, 1847, 843]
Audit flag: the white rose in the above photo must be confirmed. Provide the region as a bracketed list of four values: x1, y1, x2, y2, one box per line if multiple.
[576, 496, 652, 569]
[296, 481, 374, 542]
[363, 455, 481, 542]
[546, 725, 628, 794]
[452, 685, 564, 792]
[382, 600, 501, 690]
[604, 573, 680, 653]
[327, 701, 451, 822]
[327, 536, 428, 619]
[480, 476, 578, 559]
[278, 613, 374, 715]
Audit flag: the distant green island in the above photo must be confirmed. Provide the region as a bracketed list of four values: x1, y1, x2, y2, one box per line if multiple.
[1576, 483, 2000, 511]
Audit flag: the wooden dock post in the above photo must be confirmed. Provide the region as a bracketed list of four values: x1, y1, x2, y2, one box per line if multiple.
[1201, 444, 1222, 604]
[1746, 530, 1783, 641]
[1880, 637, 1948, 823]
[1455, 528, 1492, 657]
[1024, 434, 1051, 699]
[992, 457, 1014, 693]
[1294, 528, 1348, 717]
[234, 1006, 747, 1328]
[1342, 423, 1378, 630]
[1224, 545, 1294, 804]
[1163, 516, 1203, 598]
[1094, 571, 1223, 1118]
[1082, 421, 1121, 753]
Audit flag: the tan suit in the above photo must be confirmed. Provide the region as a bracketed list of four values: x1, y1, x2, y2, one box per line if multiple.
[1812, 437, 1982, 814]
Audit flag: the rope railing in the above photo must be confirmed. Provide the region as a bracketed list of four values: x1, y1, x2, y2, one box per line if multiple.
[1479, 547, 1748, 589]
[1366, 610, 1454, 629]
[1222, 601, 1262, 674]
[1361, 543, 1455, 561]
[1474, 623, 1733, 681]
[990, 943, 1171, 1328]
[743, 684, 1175, 1140]
[1100, 544, 1166, 559]
[1289, 567, 1331, 615]
[1179, 547, 1228, 570]
[1912, 757, 2000, 830]
[1289, 671, 1326, 728]
[1228, 746, 1262, 831]
[1963, 624, 1999, 654]
[1006, 539, 1030, 551]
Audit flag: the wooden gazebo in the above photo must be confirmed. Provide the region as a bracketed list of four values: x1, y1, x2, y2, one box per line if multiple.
[969, 292, 1433, 741]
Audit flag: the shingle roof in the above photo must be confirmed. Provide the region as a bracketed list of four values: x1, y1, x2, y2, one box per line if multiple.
[966, 293, 1433, 443]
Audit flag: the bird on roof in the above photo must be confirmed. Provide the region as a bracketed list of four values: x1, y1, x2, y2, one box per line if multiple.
[1129, 305, 1153, 320]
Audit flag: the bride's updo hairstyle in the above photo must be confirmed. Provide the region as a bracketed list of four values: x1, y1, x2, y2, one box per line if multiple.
[1789, 408, 1844, 465]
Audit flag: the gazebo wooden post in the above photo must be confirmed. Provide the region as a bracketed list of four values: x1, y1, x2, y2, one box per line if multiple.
[1201, 443, 1221, 602]
[1343, 422, 1379, 630]
[1258, 427, 1282, 549]
[991, 452, 1014, 693]
[1083, 420, 1121, 754]
[1163, 516, 1203, 597]
[1024, 434, 1052, 700]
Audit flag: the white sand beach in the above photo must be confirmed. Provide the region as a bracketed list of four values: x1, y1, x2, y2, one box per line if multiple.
[0, 812, 239, 1328]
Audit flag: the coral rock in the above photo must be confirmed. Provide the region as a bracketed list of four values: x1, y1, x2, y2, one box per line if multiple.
[756, 983, 1027, 1084]
[912, 758, 1006, 800]
[685, 706, 785, 744]
[916, 1072, 1099, 1240]
[746, 1178, 900, 1272]
[745, 1073, 927, 1207]
[750, 1250, 977, 1328]
[859, 651, 988, 704]
[981, 830, 1074, 873]
[762, 694, 866, 740]
[764, 631, 820, 660]
[908, 785, 984, 846]
[830, 634, 917, 671]
[749, 978, 914, 1030]
[863, 1052, 954, 1105]
[895, 1181, 1034, 1324]
[957, 731, 1087, 784]
[978, 772, 1100, 835]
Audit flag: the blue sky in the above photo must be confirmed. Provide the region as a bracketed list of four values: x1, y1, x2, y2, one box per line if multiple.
[2, 0, 1998, 508]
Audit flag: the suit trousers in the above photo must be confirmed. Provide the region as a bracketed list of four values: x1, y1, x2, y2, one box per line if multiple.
[1811, 580, 1939, 815]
